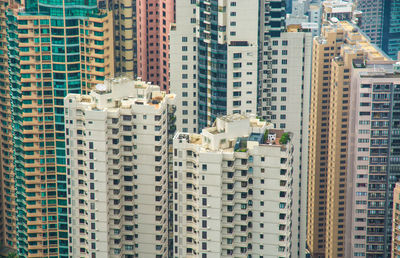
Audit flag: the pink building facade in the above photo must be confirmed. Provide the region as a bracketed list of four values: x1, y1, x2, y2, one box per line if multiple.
[137, 0, 175, 91]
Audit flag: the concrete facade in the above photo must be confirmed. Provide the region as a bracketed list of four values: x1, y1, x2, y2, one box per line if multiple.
[172, 114, 294, 257]
[307, 19, 390, 257]
[65, 78, 175, 257]
[137, 0, 175, 91]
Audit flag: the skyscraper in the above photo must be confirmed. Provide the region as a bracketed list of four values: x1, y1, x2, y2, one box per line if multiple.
[111, 0, 137, 77]
[0, 0, 14, 252]
[392, 182, 400, 257]
[170, 2, 311, 256]
[357, 0, 400, 58]
[3, 2, 114, 256]
[307, 19, 391, 257]
[172, 114, 294, 257]
[346, 61, 400, 257]
[267, 24, 312, 257]
[65, 78, 175, 257]
[170, 0, 260, 131]
[136, 0, 175, 91]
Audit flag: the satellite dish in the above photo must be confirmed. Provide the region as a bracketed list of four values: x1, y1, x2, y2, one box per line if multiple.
[96, 84, 106, 91]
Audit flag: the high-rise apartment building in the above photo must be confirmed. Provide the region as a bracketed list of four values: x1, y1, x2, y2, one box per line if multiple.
[65, 78, 175, 257]
[111, 0, 137, 77]
[307, 19, 390, 257]
[172, 114, 294, 257]
[267, 24, 312, 257]
[346, 61, 400, 257]
[3, 2, 114, 256]
[357, 0, 400, 58]
[392, 182, 400, 257]
[0, 0, 14, 252]
[137, 0, 175, 91]
[170, 0, 270, 132]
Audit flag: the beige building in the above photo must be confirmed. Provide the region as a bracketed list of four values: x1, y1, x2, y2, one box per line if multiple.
[173, 114, 294, 257]
[65, 78, 175, 257]
[307, 19, 390, 257]
[111, 0, 137, 77]
[0, 0, 15, 253]
[393, 182, 400, 258]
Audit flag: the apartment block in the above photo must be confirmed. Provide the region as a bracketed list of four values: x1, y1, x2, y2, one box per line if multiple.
[170, 0, 266, 132]
[137, 0, 174, 91]
[5, 4, 114, 256]
[346, 62, 400, 257]
[111, 0, 137, 77]
[266, 24, 312, 257]
[172, 114, 294, 257]
[392, 182, 400, 258]
[65, 78, 175, 257]
[307, 19, 390, 257]
[0, 0, 14, 253]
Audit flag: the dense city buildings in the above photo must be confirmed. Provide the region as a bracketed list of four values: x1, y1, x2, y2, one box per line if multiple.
[307, 19, 391, 257]
[172, 114, 294, 257]
[136, 0, 175, 91]
[392, 182, 400, 257]
[346, 61, 400, 257]
[2, 2, 114, 257]
[357, 0, 400, 58]
[65, 78, 175, 257]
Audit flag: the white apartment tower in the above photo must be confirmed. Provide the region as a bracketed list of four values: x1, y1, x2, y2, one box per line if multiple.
[64, 78, 175, 257]
[172, 114, 294, 257]
[170, 0, 260, 132]
[268, 25, 312, 257]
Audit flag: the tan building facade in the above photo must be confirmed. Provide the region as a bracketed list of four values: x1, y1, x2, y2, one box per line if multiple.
[307, 19, 389, 257]
[393, 182, 400, 258]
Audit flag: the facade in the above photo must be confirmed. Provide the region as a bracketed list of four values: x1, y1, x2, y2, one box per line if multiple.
[65, 78, 175, 257]
[268, 25, 312, 257]
[0, 0, 14, 252]
[307, 19, 390, 257]
[111, 0, 137, 77]
[172, 114, 294, 257]
[346, 62, 400, 257]
[170, 0, 286, 133]
[4, 2, 114, 256]
[136, 0, 175, 91]
[392, 182, 400, 257]
[357, 0, 400, 58]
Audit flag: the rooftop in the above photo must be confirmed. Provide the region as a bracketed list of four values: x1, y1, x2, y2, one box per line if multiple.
[174, 115, 291, 152]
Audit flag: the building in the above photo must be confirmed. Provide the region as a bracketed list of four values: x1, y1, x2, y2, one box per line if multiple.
[0, 0, 14, 253]
[346, 61, 400, 257]
[267, 24, 312, 257]
[170, 0, 286, 133]
[65, 78, 175, 257]
[110, 0, 137, 77]
[170, 0, 260, 132]
[321, 0, 354, 23]
[307, 19, 390, 257]
[392, 182, 400, 257]
[357, 0, 400, 58]
[172, 114, 294, 257]
[3, 2, 114, 256]
[136, 0, 175, 91]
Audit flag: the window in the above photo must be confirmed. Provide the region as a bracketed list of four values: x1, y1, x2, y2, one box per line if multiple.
[202, 164, 207, 171]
